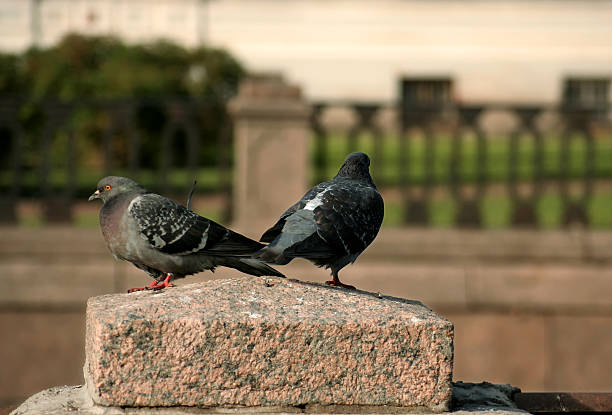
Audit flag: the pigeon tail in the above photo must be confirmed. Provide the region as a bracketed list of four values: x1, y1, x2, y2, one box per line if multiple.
[219, 257, 285, 278]
[253, 245, 293, 265]
[259, 223, 283, 243]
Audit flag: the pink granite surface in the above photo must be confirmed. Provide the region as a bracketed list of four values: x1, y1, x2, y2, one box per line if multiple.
[85, 277, 453, 411]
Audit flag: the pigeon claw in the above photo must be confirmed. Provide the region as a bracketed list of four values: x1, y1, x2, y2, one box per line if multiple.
[325, 273, 356, 290]
[147, 274, 174, 291]
[325, 280, 356, 290]
[127, 274, 174, 293]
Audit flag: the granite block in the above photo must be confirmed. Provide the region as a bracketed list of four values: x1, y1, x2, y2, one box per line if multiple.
[85, 277, 453, 411]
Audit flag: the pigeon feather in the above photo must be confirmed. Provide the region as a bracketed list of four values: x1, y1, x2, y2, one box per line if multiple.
[255, 152, 384, 288]
[89, 176, 284, 291]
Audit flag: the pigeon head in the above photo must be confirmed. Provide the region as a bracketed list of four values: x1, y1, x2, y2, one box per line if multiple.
[88, 176, 147, 204]
[335, 152, 373, 181]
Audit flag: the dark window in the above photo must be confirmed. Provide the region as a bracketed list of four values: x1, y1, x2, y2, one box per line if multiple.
[400, 77, 453, 109]
[562, 77, 610, 117]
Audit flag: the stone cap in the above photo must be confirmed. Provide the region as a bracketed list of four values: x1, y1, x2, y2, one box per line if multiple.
[87, 277, 446, 325]
[85, 277, 454, 410]
[239, 73, 303, 99]
[229, 74, 310, 120]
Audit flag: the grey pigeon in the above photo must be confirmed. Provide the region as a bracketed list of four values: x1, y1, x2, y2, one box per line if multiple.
[255, 152, 384, 289]
[89, 176, 284, 292]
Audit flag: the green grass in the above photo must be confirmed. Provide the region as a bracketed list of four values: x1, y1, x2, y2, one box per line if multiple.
[481, 196, 513, 228]
[379, 192, 612, 229]
[311, 131, 612, 186]
[537, 194, 565, 229]
[589, 193, 612, 228]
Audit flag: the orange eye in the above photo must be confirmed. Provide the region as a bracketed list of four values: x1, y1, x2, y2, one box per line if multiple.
[104, 185, 111, 191]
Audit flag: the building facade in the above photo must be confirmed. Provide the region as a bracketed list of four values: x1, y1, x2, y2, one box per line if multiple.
[0, 0, 611, 102]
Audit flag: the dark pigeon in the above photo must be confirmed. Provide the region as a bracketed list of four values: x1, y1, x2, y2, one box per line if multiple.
[255, 152, 384, 289]
[89, 176, 284, 292]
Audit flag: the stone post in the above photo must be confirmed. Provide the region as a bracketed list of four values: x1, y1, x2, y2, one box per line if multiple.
[229, 74, 311, 236]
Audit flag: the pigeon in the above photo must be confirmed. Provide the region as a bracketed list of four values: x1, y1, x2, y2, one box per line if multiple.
[254, 152, 384, 289]
[89, 176, 284, 292]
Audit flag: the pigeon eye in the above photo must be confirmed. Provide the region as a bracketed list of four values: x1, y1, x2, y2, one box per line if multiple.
[105, 185, 111, 191]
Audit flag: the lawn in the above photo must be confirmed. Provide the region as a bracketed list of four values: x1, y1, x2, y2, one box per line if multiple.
[312, 131, 612, 186]
[380, 192, 612, 229]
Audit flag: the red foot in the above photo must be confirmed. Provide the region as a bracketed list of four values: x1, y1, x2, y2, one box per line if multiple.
[325, 277, 356, 290]
[127, 274, 175, 293]
[127, 280, 155, 293]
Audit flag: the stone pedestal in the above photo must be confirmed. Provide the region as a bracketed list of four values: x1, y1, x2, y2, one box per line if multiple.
[84, 277, 454, 411]
[229, 74, 311, 236]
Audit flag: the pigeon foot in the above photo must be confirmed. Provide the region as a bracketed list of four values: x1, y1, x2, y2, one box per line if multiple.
[325, 280, 356, 290]
[148, 274, 175, 291]
[127, 279, 159, 293]
[325, 273, 356, 290]
[127, 274, 174, 293]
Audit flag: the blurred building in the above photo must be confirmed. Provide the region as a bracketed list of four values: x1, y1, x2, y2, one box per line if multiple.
[0, 0, 208, 50]
[0, 0, 611, 102]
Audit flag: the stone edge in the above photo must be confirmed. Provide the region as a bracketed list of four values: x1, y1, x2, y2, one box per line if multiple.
[11, 384, 529, 415]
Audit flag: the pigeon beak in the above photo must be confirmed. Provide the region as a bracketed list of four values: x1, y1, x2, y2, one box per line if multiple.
[88, 190, 101, 201]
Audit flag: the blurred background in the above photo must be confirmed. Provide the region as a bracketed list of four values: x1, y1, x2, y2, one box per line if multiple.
[1, 0, 612, 412]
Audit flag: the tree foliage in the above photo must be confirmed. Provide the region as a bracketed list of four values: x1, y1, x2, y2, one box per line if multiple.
[0, 34, 245, 175]
[10, 33, 244, 100]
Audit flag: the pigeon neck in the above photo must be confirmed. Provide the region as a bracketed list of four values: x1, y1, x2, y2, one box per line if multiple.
[104, 190, 145, 206]
[335, 168, 375, 185]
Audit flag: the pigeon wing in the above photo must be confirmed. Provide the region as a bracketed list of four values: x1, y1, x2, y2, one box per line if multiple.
[130, 194, 262, 256]
[285, 182, 384, 258]
[260, 181, 332, 243]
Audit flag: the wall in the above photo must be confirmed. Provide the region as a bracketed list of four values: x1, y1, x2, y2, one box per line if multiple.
[2, 223, 612, 410]
[208, 0, 612, 101]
